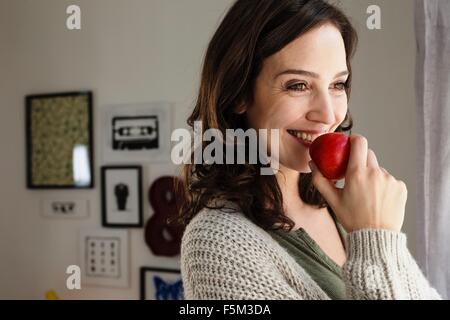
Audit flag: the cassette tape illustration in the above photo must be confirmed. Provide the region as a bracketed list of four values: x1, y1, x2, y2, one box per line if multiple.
[112, 116, 159, 150]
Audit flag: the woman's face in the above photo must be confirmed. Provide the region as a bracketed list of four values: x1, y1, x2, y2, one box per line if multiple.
[243, 22, 349, 173]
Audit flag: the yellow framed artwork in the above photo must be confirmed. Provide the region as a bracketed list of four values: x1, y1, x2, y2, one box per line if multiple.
[25, 91, 94, 189]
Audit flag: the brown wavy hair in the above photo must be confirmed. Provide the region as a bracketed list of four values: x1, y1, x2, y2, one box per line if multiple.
[174, 0, 358, 231]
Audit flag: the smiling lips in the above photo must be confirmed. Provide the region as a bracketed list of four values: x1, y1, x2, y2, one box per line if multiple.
[286, 129, 326, 144]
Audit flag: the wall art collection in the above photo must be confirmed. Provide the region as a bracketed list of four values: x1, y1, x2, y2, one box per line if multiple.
[26, 91, 184, 300]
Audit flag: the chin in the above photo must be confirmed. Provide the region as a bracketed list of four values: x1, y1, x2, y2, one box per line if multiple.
[279, 157, 311, 174]
[299, 166, 312, 174]
[300, 168, 312, 174]
[279, 140, 312, 173]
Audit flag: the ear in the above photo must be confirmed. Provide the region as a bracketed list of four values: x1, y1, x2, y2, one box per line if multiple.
[234, 102, 247, 115]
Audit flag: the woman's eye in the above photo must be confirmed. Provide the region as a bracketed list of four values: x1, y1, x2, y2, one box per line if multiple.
[334, 82, 347, 91]
[287, 82, 308, 92]
[286, 81, 347, 92]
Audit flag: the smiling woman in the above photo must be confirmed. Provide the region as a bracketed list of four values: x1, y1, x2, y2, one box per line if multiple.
[178, 0, 356, 234]
[176, 0, 441, 300]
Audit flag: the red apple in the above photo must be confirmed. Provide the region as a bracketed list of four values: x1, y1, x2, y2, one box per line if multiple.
[309, 133, 351, 180]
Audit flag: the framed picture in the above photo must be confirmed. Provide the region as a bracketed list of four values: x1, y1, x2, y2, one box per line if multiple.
[140, 267, 183, 300]
[40, 198, 89, 219]
[100, 102, 173, 164]
[101, 165, 143, 228]
[25, 91, 94, 189]
[79, 228, 129, 288]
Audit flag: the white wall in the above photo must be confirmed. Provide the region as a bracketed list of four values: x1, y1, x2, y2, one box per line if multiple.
[339, 0, 417, 252]
[0, 0, 417, 299]
[0, 0, 234, 299]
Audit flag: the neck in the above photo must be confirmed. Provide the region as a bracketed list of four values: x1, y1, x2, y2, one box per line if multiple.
[276, 165, 327, 231]
[275, 165, 309, 214]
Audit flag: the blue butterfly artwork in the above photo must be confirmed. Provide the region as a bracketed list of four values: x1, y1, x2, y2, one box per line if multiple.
[153, 276, 183, 300]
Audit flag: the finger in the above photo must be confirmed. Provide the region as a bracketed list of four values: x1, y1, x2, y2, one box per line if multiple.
[347, 134, 368, 172]
[309, 161, 340, 208]
[367, 149, 379, 168]
[380, 167, 388, 174]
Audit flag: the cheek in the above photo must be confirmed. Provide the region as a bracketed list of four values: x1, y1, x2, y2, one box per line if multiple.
[247, 100, 304, 129]
[269, 108, 301, 128]
[246, 102, 268, 129]
[268, 98, 311, 127]
[335, 101, 348, 125]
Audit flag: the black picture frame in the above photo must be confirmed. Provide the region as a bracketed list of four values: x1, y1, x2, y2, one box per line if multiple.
[25, 91, 94, 189]
[101, 165, 143, 228]
[140, 267, 183, 300]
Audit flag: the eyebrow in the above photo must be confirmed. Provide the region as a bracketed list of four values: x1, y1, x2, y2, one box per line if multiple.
[274, 69, 349, 80]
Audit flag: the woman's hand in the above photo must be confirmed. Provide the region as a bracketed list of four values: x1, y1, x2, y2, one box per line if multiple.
[309, 134, 407, 233]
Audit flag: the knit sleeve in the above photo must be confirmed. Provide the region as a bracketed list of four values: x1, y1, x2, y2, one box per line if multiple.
[180, 212, 308, 300]
[342, 229, 442, 300]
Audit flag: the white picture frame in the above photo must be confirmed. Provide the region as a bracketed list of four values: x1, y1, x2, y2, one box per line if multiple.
[40, 198, 89, 219]
[100, 101, 173, 164]
[79, 228, 129, 288]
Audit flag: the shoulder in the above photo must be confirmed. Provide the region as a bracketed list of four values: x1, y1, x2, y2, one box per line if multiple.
[181, 200, 274, 255]
[180, 201, 306, 299]
[180, 200, 326, 299]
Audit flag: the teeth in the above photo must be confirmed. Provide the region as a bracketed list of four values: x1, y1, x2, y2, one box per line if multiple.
[288, 130, 321, 142]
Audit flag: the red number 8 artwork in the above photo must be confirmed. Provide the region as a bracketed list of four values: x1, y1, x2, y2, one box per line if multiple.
[144, 176, 185, 256]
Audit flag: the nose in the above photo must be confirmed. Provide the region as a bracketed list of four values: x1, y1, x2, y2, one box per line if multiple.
[305, 91, 335, 125]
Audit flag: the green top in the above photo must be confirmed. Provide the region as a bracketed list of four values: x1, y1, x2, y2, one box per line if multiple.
[268, 213, 348, 300]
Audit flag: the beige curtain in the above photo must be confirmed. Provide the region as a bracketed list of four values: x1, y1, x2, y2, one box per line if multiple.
[415, 0, 450, 299]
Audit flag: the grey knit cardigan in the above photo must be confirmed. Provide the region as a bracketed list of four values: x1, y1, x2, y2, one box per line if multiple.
[180, 202, 441, 300]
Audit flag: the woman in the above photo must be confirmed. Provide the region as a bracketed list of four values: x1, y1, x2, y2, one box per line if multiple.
[176, 0, 441, 299]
